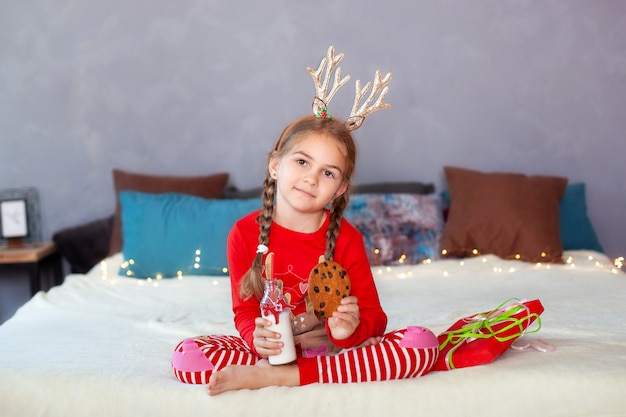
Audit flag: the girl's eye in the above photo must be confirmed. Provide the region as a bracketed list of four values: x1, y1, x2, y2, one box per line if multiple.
[296, 159, 307, 166]
[323, 170, 335, 179]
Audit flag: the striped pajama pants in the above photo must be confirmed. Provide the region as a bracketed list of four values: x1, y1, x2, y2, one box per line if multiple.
[172, 327, 438, 385]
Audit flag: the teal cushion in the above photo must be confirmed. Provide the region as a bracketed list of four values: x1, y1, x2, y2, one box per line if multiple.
[559, 183, 603, 252]
[119, 191, 261, 278]
[441, 182, 603, 253]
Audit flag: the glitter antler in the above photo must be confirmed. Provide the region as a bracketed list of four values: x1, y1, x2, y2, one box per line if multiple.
[345, 70, 392, 131]
[306, 45, 351, 118]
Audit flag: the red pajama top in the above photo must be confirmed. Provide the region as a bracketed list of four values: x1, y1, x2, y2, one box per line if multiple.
[227, 210, 388, 356]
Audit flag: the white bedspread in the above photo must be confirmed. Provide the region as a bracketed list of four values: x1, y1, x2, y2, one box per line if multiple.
[1, 250, 625, 417]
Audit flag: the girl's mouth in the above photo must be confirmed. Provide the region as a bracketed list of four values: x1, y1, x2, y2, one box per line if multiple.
[295, 187, 315, 198]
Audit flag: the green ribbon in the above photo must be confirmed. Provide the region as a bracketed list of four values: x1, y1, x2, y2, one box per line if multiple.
[439, 298, 542, 369]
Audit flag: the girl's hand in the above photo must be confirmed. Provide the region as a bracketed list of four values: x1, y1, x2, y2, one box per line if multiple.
[327, 296, 360, 340]
[253, 317, 284, 358]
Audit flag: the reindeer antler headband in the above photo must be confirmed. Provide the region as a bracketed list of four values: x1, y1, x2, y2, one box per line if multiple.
[306, 45, 392, 131]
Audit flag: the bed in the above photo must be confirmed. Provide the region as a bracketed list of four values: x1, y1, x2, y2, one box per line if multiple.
[1, 167, 625, 417]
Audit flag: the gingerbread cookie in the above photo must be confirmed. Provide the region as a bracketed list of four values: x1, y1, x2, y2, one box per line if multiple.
[308, 258, 351, 320]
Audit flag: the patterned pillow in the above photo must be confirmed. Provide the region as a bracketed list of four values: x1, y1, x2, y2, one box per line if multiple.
[343, 194, 443, 266]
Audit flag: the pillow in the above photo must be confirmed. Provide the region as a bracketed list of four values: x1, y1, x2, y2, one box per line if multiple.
[440, 166, 567, 263]
[223, 181, 435, 200]
[52, 215, 114, 274]
[108, 169, 229, 256]
[441, 182, 604, 253]
[343, 193, 443, 266]
[559, 183, 604, 252]
[223, 185, 263, 200]
[352, 182, 435, 195]
[119, 191, 261, 278]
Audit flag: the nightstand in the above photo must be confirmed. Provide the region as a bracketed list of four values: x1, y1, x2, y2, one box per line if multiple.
[0, 242, 63, 296]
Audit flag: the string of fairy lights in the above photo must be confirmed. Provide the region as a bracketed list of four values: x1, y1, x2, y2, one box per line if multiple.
[118, 248, 229, 281]
[374, 246, 624, 273]
[371, 252, 624, 279]
[100, 246, 624, 288]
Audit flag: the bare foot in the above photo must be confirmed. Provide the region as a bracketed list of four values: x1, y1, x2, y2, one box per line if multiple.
[207, 359, 299, 396]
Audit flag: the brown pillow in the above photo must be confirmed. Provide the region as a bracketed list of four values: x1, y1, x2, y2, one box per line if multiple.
[440, 166, 567, 263]
[107, 169, 229, 256]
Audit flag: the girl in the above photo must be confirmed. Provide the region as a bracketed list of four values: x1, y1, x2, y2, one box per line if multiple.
[172, 115, 438, 395]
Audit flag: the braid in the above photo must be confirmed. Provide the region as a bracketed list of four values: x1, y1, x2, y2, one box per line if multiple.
[258, 175, 275, 245]
[239, 174, 276, 300]
[324, 190, 350, 261]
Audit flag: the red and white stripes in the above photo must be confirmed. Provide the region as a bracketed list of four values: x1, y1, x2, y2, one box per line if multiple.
[172, 335, 258, 384]
[312, 328, 438, 384]
[172, 328, 438, 385]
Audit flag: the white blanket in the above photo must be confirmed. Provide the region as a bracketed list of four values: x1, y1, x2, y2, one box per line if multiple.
[1, 250, 625, 417]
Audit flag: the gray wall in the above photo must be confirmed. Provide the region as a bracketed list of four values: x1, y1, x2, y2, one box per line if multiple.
[2, 0, 625, 264]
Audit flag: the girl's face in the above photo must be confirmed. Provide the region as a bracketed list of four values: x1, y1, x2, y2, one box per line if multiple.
[269, 132, 348, 222]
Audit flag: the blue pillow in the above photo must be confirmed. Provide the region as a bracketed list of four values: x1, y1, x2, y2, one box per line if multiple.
[119, 191, 261, 278]
[559, 183, 603, 252]
[343, 193, 443, 265]
[441, 183, 603, 253]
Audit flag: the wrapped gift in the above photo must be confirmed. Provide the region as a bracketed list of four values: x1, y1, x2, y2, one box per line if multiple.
[434, 298, 544, 371]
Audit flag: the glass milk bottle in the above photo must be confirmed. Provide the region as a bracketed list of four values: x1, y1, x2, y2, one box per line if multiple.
[260, 278, 297, 365]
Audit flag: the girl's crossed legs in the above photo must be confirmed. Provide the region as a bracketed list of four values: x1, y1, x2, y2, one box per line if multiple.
[172, 327, 438, 395]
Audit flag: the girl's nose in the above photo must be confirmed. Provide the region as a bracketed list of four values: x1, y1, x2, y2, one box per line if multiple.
[304, 173, 318, 186]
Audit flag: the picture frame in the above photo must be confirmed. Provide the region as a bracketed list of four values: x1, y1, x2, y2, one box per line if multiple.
[1, 199, 29, 238]
[0, 187, 42, 246]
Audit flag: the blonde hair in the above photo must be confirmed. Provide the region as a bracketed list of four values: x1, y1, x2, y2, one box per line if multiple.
[239, 115, 357, 299]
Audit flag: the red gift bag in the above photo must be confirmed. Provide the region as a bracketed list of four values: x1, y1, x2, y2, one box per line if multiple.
[434, 298, 544, 371]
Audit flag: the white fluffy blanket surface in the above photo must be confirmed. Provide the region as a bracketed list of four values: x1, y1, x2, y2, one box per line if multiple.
[0, 250, 625, 417]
